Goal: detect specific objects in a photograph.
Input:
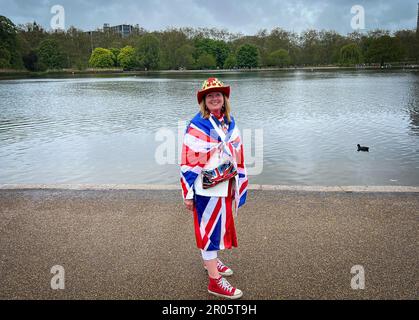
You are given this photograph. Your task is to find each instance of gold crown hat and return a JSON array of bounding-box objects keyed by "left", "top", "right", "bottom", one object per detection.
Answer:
[{"left": 197, "top": 77, "right": 230, "bottom": 104}]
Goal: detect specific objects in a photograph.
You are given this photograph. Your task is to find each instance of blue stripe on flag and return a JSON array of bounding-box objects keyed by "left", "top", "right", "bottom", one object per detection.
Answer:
[
  {"left": 238, "top": 190, "right": 247, "bottom": 208},
  {"left": 194, "top": 194, "right": 211, "bottom": 226},
  {"left": 207, "top": 216, "right": 222, "bottom": 250}
]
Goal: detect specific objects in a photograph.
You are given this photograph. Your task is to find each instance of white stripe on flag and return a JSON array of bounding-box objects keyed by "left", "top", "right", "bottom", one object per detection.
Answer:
[
  {"left": 219, "top": 197, "right": 226, "bottom": 250},
  {"left": 184, "top": 133, "right": 218, "bottom": 152},
  {"left": 200, "top": 197, "right": 218, "bottom": 239}
]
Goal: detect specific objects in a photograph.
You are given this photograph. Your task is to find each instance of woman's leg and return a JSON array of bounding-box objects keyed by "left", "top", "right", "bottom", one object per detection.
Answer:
[{"left": 201, "top": 250, "right": 219, "bottom": 279}]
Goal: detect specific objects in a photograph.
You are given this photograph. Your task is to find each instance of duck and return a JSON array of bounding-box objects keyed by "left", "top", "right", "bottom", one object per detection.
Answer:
[{"left": 357, "top": 144, "right": 369, "bottom": 152}]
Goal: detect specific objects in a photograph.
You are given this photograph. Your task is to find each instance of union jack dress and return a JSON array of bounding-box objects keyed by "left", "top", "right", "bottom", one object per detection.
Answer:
[{"left": 180, "top": 112, "right": 248, "bottom": 251}]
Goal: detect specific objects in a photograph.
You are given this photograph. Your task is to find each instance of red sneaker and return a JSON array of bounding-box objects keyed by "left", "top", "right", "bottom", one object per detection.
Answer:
[
  {"left": 208, "top": 276, "right": 243, "bottom": 299},
  {"left": 204, "top": 259, "right": 233, "bottom": 276}
]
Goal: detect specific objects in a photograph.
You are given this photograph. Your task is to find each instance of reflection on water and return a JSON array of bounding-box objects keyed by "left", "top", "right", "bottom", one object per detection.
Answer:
[
  {"left": 407, "top": 75, "right": 419, "bottom": 136},
  {"left": 0, "top": 70, "right": 418, "bottom": 185}
]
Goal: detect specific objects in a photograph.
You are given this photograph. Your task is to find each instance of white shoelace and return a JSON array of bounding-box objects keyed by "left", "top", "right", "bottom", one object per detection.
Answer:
[{"left": 217, "top": 277, "right": 233, "bottom": 293}]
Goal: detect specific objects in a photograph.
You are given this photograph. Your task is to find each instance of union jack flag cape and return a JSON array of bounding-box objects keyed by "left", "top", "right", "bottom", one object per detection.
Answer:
[{"left": 180, "top": 112, "right": 248, "bottom": 213}]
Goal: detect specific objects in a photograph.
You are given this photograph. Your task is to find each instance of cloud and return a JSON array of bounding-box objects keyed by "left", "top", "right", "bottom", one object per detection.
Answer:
[{"left": 1, "top": 0, "right": 417, "bottom": 34}]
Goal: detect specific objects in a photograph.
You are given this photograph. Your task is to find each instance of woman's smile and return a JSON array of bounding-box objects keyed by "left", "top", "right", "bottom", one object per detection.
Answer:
[{"left": 205, "top": 92, "right": 224, "bottom": 114}]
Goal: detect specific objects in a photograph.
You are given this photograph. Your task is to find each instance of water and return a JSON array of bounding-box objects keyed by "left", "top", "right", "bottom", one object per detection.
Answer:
[{"left": 0, "top": 70, "right": 418, "bottom": 186}]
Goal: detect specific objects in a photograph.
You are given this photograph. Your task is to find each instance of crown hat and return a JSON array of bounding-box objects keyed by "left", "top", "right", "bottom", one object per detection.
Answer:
[{"left": 197, "top": 77, "right": 230, "bottom": 104}]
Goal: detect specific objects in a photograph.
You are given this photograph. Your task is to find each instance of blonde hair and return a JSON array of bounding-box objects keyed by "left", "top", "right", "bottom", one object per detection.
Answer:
[{"left": 199, "top": 94, "right": 232, "bottom": 123}]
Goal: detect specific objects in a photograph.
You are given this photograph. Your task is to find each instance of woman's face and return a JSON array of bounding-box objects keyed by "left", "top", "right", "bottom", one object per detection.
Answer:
[{"left": 205, "top": 91, "right": 224, "bottom": 114}]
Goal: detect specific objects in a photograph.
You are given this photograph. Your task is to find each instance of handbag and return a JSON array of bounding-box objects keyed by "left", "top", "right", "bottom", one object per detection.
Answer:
[{"left": 202, "top": 160, "right": 237, "bottom": 189}]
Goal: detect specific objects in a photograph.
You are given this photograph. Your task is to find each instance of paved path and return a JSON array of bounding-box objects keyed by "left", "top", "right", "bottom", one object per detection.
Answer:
[{"left": 0, "top": 188, "right": 417, "bottom": 299}]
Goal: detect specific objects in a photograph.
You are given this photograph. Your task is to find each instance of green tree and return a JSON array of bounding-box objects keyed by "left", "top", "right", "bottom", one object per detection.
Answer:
[
  {"left": 194, "top": 38, "right": 230, "bottom": 68},
  {"left": 136, "top": 34, "right": 160, "bottom": 70},
  {"left": 268, "top": 49, "right": 291, "bottom": 67},
  {"left": 37, "top": 38, "right": 65, "bottom": 69},
  {"left": 365, "top": 35, "right": 403, "bottom": 66},
  {"left": 158, "top": 28, "right": 189, "bottom": 69},
  {"left": 264, "top": 28, "right": 297, "bottom": 65},
  {"left": 174, "top": 44, "right": 195, "bottom": 69},
  {"left": 339, "top": 43, "right": 363, "bottom": 65},
  {"left": 213, "top": 41, "right": 230, "bottom": 68},
  {"left": 22, "top": 50, "right": 39, "bottom": 71},
  {"left": 236, "top": 44, "right": 259, "bottom": 68},
  {"left": 299, "top": 30, "right": 321, "bottom": 65},
  {"left": 0, "top": 46, "right": 11, "bottom": 68},
  {"left": 109, "top": 47, "right": 120, "bottom": 67},
  {"left": 0, "top": 15, "right": 23, "bottom": 68},
  {"left": 223, "top": 53, "right": 237, "bottom": 69},
  {"left": 316, "top": 30, "right": 346, "bottom": 65},
  {"left": 394, "top": 30, "right": 419, "bottom": 63},
  {"left": 2, "top": 14, "right": 416, "bottom": 72},
  {"left": 266, "top": 28, "right": 291, "bottom": 52},
  {"left": 17, "top": 22, "right": 46, "bottom": 51},
  {"left": 118, "top": 46, "right": 136, "bottom": 70},
  {"left": 88, "top": 47, "right": 114, "bottom": 68},
  {"left": 196, "top": 53, "right": 216, "bottom": 69}
]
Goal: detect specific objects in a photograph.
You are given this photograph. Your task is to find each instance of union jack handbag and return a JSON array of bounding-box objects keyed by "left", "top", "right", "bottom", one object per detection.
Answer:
[{"left": 202, "top": 160, "right": 237, "bottom": 189}]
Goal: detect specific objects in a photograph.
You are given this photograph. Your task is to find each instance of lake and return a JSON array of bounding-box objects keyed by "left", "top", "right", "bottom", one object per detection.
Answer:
[{"left": 0, "top": 70, "right": 418, "bottom": 186}]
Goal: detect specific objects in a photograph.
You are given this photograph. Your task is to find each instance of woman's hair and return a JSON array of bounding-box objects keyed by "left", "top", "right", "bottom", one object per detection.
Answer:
[{"left": 199, "top": 94, "right": 232, "bottom": 123}]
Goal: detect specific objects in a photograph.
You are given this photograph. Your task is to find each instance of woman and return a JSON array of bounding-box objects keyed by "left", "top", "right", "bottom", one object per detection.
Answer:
[{"left": 180, "top": 77, "right": 248, "bottom": 299}]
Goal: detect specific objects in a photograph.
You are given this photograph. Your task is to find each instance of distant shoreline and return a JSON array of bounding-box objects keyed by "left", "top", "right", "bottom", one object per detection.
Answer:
[{"left": 1, "top": 65, "right": 418, "bottom": 80}]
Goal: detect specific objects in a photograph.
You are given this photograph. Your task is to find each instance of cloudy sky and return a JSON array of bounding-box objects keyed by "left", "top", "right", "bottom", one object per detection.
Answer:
[{"left": 1, "top": 0, "right": 418, "bottom": 35}]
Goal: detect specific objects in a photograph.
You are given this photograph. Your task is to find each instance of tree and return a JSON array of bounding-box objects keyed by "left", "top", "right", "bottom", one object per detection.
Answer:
[
  {"left": 212, "top": 40, "right": 230, "bottom": 68},
  {"left": 118, "top": 46, "right": 136, "bottom": 70},
  {"left": 394, "top": 30, "right": 419, "bottom": 63},
  {"left": 1, "top": 14, "right": 417, "bottom": 72},
  {"left": 17, "top": 21, "right": 46, "bottom": 50},
  {"left": 88, "top": 47, "right": 114, "bottom": 68},
  {"left": 22, "top": 50, "right": 38, "bottom": 71},
  {"left": 299, "top": 29, "right": 321, "bottom": 65},
  {"left": 196, "top": 53, "right": 216, "bottom": 69},
  {"left": 317, "top": 30, "right": 346, "bottom": 65},
  {"left": 174, "top": 44, "right": 195, "bottom": 69},
  {"left": 0, "top": 46, "right": 11, "bottom": 68},
  {"left": 0, "top": 15, "right": 23, "bottom": 68},
  {"left": 109, "top": 47, "right": 120, "bottom": 67},
  {"left": 37, "top": 38, "right": 65, "bottom": 69},
  {"left": 194, "top": 38, "right": 230, "bottom": 68},
  {"left": 339, "top": 43, "right": 363, "bottom": 65},
  {"left": 136, "top": 34, "right": 160, "bottom": 70},
  {"left": 268, "top": 49, "right": 291, "bottom": 67},
  {"left": 236, "top": 44, "right": 259, "bottom": 68},
  {"left": 365, "top": 35, "right": 403, "bottom": 66},
  {"left": 223, "top": 53, "right": 237, "bottom": 69},
  {"left": 158, "top": 28, "right": 189, "bottom": 69},
  {"left": 266, "top": 28, "right": 292, "bottom": 53}
]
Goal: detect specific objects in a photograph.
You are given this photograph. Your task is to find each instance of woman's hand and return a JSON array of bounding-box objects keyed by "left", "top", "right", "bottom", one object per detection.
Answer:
[{"left": 184, "top": 199, "right": 194, "bottom": 212}]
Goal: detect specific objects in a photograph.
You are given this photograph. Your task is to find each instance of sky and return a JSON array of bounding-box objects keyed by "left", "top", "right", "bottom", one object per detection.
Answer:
[{"left": 1, "top": 0, "right": 418, "bottom": 35}]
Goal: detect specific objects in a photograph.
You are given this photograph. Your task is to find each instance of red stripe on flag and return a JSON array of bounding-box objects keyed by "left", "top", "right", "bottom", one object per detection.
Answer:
[
  {"left": 235, "top": 147, "right": 245, "bottom": 168},
  {"left": 193, "top": 206, "right": 204, "bottom": 249},
  {"left": 239, "top": 179, "right": 248, "bottom": 195},
  {"left": 181, "top": 145, "right": 213, "bottom": 167},
  {"left": 188, "top": 127, "right": 219, "bottom": 144},
  {"left": 180, "top": 177, "right": 188, "bottom": 199},
  {"left": 223, "top": 197, "right": 232, "bottom": 249},
  {"left": 224, "top": 180, "right": 237, "bottom": 249}
]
